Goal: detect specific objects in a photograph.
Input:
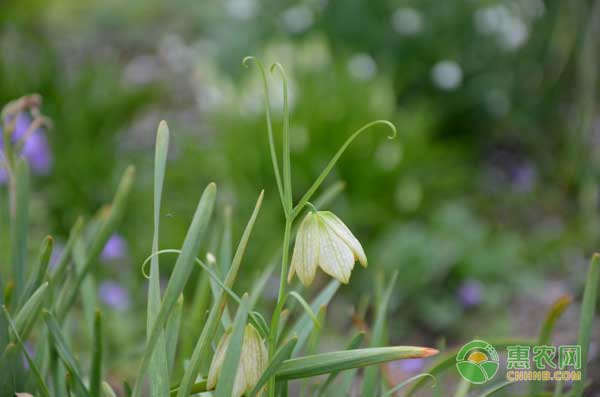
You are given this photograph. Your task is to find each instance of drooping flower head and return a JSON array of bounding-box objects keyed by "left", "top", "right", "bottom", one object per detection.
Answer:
[
  {"left": 207, "top": 323, "right": 268, "bottom": 397},
  {"left": 288, "top": 210, "right": 367, "bottom": 286},
  {"left": 0, "top": 111, "right": 52, "bottom": 183}
]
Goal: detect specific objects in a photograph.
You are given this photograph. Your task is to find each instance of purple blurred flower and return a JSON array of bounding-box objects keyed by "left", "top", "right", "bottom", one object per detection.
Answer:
[
  {"left": 394, "top": 358, "right": 425, "bottom": 374},
  {"left": 457, "top": 279, "right": 484, "bottom": 308},
  {"left": 0, "top": 112, "right": 52, "bottom": 182},
  {"left": 99, "top": 281, "right": 130, "bottom": 311},
  {"left": 101, "top": 234, "right": 128, "bottom": 261},
  {"left": 49, "top": 243, "right": 65, "bottom": 270}
]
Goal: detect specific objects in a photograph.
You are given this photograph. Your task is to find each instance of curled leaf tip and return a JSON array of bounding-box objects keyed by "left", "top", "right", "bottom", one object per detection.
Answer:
[
  {"left": 159, "top": 120, "right": 168, "bottom": 128},
  {"left": 242, "top": 56, "right": 257, "bottom": 67}
]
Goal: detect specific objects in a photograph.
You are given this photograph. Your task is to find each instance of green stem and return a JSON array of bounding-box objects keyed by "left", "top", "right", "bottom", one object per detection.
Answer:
[
  {"left": 268, "top": 217, "right": 293, "bottom": 396},
  {"left": 243, "top": 57, "right": 287, "bottom": 215},
  {"left": 271, "top": 62, "right": 293, "bottom": 214}
]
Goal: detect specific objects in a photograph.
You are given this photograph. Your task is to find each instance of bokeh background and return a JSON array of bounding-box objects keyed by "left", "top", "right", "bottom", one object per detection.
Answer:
[{"left": 1, "top": 0, "right": 599, "bottom": 393}]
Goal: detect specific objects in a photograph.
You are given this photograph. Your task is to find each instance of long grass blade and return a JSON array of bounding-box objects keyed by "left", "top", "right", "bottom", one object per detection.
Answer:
[
  {"left": 361, "top": 272, "right": 398, "bottom": 396},
  {"left": 11, "top": 281, "right": 48, "bottom": 342},
  {"left": 572, "top": 253, "right": 600, "bottom": 396},
  {"left": 381, "top": 373, "right": 436, "bottom": 397},
  {"left": 11, "top": 158, "right": 30, "bottom": 300},
  {"left": 90, "top": 309, "right": 103, "bottom": 397},
  {"left": 288, "top": 291, "right": 321, "bottom": 330},
  {"left": 43, "top": 310, "right": 90, "bottom": 397},
  {"left": 50, "top": 216, "right": 84, "bottom": 285},
  {"left": 290, "top": 280, "right": 340, "bottom": 356},
  {"left": 166, "top": 294, "right": 184, "bottom": 374},
  {"left": 148, "top": 120, "right": 171, "bottom": 397},
  {"left": 17, "top": 235, "right": 53, "bottom": 310},
  {"left": 2, "top": 305, "right": 50, "bottom": 397},
  {"left": 530, "top": 295, "right": 572, "bottom": 397},
  {"left": 317, "top": 331, "right": 365, "bottom": 396},
  {"left": 57, "top": 166, "right": 135, "bottom": 320},
  {"left": 133, "top": 182, "right": 216, "bottom": 397},
  {"left": 276, "top": 346, "right": 437, "bottom": 380},
  {"left": 215, "top": 294, "right": 250, "bottom": 397},
  {"left": 177, "top": 190, "right": 263, "bottom": 397}
]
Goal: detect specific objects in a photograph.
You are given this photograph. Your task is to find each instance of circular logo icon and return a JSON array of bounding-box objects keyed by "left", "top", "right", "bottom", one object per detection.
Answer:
[{"left": 456, "top": 340, "right": 499, "bottom": 384}]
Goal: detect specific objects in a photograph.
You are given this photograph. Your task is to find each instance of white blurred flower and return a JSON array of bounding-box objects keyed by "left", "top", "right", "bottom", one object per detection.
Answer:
[
  {"left": 431, "top": 60, "right": 463, "bottom": 91},
  {"left": 225, "top": 0, "right": 257, "bottom": 20},
  {"left": 282, "top": 5, "right": 314, "bottom": 33},
  {"left": 347, "top": 53, "right": 377, "bottom": 81},
  {"left": 391, "top": 7, "right": 423, "bottom": 36},
  {"left": 207, "top": 324, "right": 268, "bottom": 397},
  {"left": 474, "top": 5, "right": 529, "bottom": 50},
  {"left": 288, "top": 211, "right": 367, "bottom": 286}
]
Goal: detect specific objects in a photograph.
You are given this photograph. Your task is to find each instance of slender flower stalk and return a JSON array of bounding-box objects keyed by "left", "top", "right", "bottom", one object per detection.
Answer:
[{"left": 244, "top": 58, "right": 396, "bottom": 396}]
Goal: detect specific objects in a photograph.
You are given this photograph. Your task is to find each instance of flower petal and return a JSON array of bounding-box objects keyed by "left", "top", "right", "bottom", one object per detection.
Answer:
[
  {"left": 207, "top": 330, "right": 231, "bottom": 389},
  {"left": 240, "top": 324, "right": 268, "bottom": 393},
  {"left": 317, "top": 218, "right": 354, "bottom": 283},
  {"left": 320, "top": 211, "right": 367, "bottom": 267},
  {"left": 290, "top": 213, "right": 319, "bottom": 286}
]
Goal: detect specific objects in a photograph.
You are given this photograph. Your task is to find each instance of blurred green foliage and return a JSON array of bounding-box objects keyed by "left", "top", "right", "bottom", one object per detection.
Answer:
[{"left": 1, "top": 0, "right": 599, "bottom": 383}]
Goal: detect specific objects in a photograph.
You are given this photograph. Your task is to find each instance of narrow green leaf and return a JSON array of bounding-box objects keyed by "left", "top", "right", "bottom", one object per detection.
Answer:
[
  {"left": 133, "top": 182, "right": 216, "bottom": 397},
  {"left": 2, "top": 305, "right": 50, "bottom": 397},
  {"left": 73, "top": 238, "right": 97, "bottom": 336},
  {"left": 50, "top": 216, "right": 84, "bottom": 285},
  {"left": 57, "top": 166, "right": 135, "bottom": 320},
  {"left": 276, "top": 346, "right": 437, "bottom": 380},
  {"left": 148, "top": 120, "right": 171, "bottom": 397},
  {"left": 215, "top": 294, "right": 250, "bottom": 397},
  {"left": 17, "top": 235, "right": 53, "bottom": 310},
  {"left": 362, "top": 272, "right": 398, "bottom": 396},
  {"left": 11, "top": 158, "right": 30, "bottom": 300},
  {"left": 290, "top": 280, "right": 340, "bottom": 356},
  {"left": 292, "top": 120, "right": 396, "bottom": 218},
  {"left": 250, "top": 310, "right": 270, "bottom": 339},
  {"left": 381, "top": 373, "right": 436, "bottom": 397},
  {"left": 177, "top": 190, "right": 263, "bottom": 397},
  {"left": 90, "top": 309, "right": 103, "bottom": 397},
  {"left": 11, "top": 281, "right": 48, "bottom": 342},
  {"left": 166, "top": 294, "right": 184, "bottom": 374},
  {"left": 288, "top": 291, "right": 321, "bottom": 330},
  {"left": 530, "top": 295, "right": 572, "bottom": 397},
  {"left": 249, "top": 336, "right": 298, "bottom": 397},
  {"left": 44, "top": 310, "right": 90, "bottom": 397},
  {"left": 102, "top": 381, "right": 117, "bottom": 397},
  {"left": 219, "top": 206, "right": 233, "bottom": 277},
  {"left": 182, "top": 270, "right": 211, "bottom": 359},
  {"left": 317, "top": 332, "right": 365, "bottom": 395},
  {"left": 572, "top": 253, "right": 600, "bottom": 396}
]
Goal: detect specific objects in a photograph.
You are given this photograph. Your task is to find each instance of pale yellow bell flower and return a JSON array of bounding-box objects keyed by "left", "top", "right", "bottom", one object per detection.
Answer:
[
  {"left": 288, "top": 211, "right": 367, "bottom": 286},
  {"left": 207, "top": 323, "right": 268, "bottom": 397}
]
